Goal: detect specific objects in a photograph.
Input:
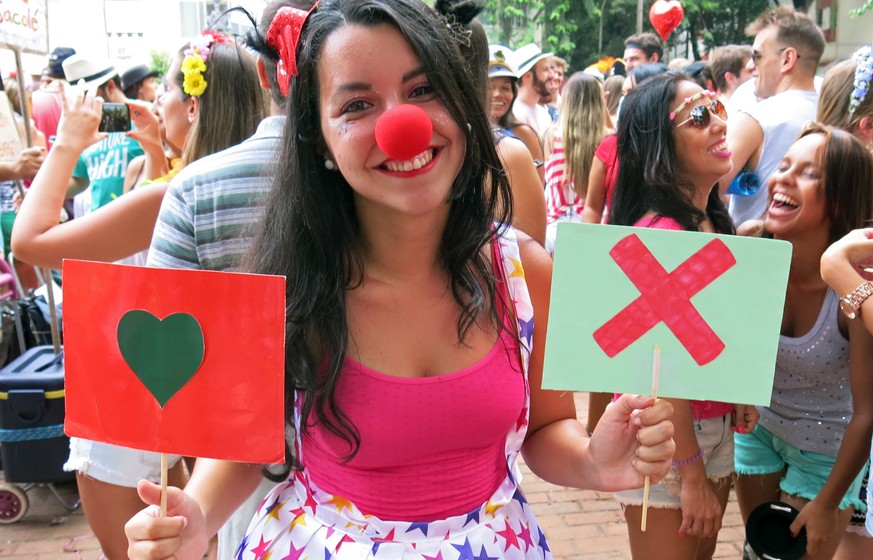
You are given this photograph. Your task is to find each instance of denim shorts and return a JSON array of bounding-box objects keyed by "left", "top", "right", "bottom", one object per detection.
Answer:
[
  {"left": 734, "top": 423, "right": 866, "bottom": 512},
  {"left": 615, "top": 414, "right": 734, "bottom": 507},
  {"left": 64, "top": 437, "right": 182, "bottom": 488}
]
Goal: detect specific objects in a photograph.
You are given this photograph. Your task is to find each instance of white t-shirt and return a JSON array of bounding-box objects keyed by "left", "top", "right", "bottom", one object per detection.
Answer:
[
  {"left": 728, "top": 89, "right": 818, "bottom": 226},
  {"left": 512, "top": 100, "right": 551, "bottom": 139},
  {"left": 725, "top": 79, "right": 757, "bottom": 116}
]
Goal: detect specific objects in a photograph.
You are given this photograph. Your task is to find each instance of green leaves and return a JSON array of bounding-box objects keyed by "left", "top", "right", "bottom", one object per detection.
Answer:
[
  {"left": 482, "top": 0, "right": 769, "bottom": 69},
  {"left": 484, "top": 0, "right": 577, "bottom": 52},
  {"left": 851, "top": 0, "right": 873, "bottom": 17}
]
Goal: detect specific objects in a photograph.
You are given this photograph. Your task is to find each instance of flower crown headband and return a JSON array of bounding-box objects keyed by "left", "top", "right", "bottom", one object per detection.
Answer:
[
  {"left": 669, "top": 90, "right": 716, "bottom": 121},
  {"left": 849, "top": 45, "right": 873, "bottom": 119},
  {"left": 181, "top": 30, "right": 232, "bottom": 97},
  {"left": 266, "top": 1, "right": 320, "bottom": 98}
]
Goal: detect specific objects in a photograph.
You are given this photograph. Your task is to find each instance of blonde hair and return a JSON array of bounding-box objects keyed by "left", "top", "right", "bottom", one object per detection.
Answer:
[
  {"left": 551, "top": 56, "right": 568, "bottom": 73},
  {"left": 175, "top": 41, "right": 266, "bottom": 166},
  {"left": 818, "top": 57, "right": 873, "bottom": 132},
  {"left": 603, "top": 75, "right": 625, "bottom": 117},
  {"left": 558, "top": 72, "right": 608, "bottom": 198}
]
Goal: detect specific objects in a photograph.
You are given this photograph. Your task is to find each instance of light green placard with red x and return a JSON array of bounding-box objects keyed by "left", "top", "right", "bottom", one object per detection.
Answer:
[{"left": 542, "top": 223, "right": 791, "bottom": 406}]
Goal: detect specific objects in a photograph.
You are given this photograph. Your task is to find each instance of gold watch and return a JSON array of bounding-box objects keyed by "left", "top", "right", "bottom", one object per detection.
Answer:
[{"left": 839, "top": 281, "right": 873, "bottom": 320}]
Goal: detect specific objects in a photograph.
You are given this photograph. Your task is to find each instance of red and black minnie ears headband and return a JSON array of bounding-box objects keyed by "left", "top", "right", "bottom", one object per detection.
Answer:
[{"left": 265, "top": 1, "right": 320, "bottom": 97}]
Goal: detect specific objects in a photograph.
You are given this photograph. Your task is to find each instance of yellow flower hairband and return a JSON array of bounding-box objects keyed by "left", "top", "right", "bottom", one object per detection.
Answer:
[{"left": 181, "top": 30, "right": 231, "bottom": 97}]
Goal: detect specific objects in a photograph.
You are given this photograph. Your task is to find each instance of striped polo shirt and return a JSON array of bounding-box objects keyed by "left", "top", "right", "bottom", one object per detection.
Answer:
[{"left": 147, "top": 116, "right": 285, "bottom": 271}]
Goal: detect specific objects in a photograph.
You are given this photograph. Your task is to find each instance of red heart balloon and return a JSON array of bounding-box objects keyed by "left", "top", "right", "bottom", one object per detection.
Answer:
[{"left": 649, "top": 0, "right": 684, "bottom": 42}]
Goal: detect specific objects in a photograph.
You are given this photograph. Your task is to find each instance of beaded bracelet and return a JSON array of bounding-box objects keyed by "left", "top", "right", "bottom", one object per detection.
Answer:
[{"left": 672, "top": 449, "right": 704, "bottom": 468}]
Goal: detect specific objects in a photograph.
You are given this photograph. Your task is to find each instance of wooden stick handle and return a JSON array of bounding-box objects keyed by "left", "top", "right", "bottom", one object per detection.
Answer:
[
  {"left": 641, "top": 477, "right": 652, "bottom": 531},
  {"left": 641, "top": 345, "right": 661, "bottom": 532},
  {"left": 160, "top": 453, "right": 168, "bottom": 517}
]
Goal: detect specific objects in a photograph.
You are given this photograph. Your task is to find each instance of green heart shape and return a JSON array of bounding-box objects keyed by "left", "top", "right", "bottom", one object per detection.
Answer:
[{"left": 117, "top": 310, "right": 205, "bottom": 408}]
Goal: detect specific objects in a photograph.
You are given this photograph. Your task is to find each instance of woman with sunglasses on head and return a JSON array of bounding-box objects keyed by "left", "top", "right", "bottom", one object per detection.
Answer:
[
  {"left": 581, "top": 63, "right": 672, "bottom": 437},
  {"left": 732, "top": 123, "right": 873, "bottom": 560},
  {"left": 124, "top": 1, "right": 677, "bottom": 559},
  {"left": 609, "top": 73, "right": 757, "bottom": 560}
]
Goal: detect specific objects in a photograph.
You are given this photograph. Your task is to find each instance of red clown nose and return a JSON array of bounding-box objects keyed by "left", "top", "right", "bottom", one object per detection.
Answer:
[{"left": 374, "top": 104, "right": 433, "bottom": 161}]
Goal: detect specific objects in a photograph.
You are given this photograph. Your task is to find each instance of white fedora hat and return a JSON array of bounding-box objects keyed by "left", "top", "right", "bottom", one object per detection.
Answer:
[
  {"left": 62, "top": 54, "right": 119, "bottom": 91},
  {"left": 514, "top": 43, "right": 553, "bottom": 77}
]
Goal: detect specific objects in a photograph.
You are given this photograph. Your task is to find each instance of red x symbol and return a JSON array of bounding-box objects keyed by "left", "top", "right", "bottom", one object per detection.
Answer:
[{"left": 593, "top": 234, "right": 736, "bottom": 365}]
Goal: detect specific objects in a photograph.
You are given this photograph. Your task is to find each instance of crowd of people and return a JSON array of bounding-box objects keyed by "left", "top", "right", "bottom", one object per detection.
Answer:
[{"left": 1, "top": 1, "right": 873, "bottom": 560}]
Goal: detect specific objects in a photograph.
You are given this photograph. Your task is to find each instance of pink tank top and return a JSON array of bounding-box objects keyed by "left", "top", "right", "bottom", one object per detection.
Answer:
[{"left": 302, "top": 258, "right": 525, "bottom": 521}]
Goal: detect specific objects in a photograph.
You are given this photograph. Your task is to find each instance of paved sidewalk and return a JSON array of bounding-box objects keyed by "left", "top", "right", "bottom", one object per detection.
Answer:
[{"left": 0, "top": 393, "right": 746, "bottom": 559}]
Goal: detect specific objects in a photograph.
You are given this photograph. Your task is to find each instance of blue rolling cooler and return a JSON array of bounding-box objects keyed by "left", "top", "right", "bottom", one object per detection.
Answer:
[{"left": 0, "top": 346, "right": 71, "bottom": 484}]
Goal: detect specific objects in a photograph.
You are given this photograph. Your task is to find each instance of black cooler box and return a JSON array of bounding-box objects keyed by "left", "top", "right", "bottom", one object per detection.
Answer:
[{"left": 0, "top": 346, "right": 73, "bottom": 483}]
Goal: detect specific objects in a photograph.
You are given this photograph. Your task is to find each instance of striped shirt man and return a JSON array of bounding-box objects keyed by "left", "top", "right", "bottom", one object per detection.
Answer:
[
  {"left": 146, "top": 115, "right": 285, "bottom": 559},
  {"left": 147, "top": 116, "right": 285, "bottom": 271}
]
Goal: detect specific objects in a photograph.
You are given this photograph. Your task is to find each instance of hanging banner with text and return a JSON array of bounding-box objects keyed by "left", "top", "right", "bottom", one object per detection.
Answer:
[
  {"left": 0, "top": 90, "right": 23, "bottom": 161},
  {"left": 0, "top": 0, "right": 48, "bottom": 54}
]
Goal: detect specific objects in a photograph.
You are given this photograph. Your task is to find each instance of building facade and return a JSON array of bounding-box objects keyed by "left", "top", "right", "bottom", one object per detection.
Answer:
[{"left": 1, "top": 0, "right": 266, "bottom": 81}]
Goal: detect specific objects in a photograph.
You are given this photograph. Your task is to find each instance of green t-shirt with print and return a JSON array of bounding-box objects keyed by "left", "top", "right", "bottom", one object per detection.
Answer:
[{"left": 73, "top": 132, "right": 144, "bottom": 211}]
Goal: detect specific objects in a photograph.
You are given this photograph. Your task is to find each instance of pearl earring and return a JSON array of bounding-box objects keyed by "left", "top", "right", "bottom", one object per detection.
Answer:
[{"left": 324, "top": 159, "right": 336, "bottom": 170}]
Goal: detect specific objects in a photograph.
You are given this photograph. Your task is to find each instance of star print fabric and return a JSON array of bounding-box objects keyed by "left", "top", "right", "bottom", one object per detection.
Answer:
[{"left": 237, "top": 227, "right": 551, "bottom": 559}]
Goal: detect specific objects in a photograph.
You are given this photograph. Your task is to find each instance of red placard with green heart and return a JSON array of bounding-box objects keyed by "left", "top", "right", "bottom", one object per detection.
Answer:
[{"left": 62, "top": 260, "right": 286, "bottom": 463}]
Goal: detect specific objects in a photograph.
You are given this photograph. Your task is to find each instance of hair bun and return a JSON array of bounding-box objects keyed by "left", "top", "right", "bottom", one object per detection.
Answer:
[{"left": 435, "top": 0, "right": 484, "bottom": 25}]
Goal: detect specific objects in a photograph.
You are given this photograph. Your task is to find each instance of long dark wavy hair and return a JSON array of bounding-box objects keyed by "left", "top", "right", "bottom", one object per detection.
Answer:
[
  {"left": 609, "top": 72, "right": 734, "bottom": 234},
  {"left": 244, "top": 0, "right": 512, "bottom": 478}
]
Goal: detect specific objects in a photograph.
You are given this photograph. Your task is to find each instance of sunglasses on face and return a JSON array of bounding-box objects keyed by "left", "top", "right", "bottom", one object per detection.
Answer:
[
  {"left": 674, "top": 99, "right": 727, "bottom": 129},
  {"left": 752, "top": 47, "right": 790, "bottom": 65}
]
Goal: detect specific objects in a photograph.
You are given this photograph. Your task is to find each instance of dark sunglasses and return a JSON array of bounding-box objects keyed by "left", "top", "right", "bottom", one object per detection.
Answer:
[{"left": 674, "top": 99, "right": 728, "bottom": 129}]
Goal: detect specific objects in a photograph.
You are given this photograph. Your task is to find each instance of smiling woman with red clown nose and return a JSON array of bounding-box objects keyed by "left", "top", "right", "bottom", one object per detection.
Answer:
[{"left": 124, "top": 2, "right": 676, "bottom": 559}]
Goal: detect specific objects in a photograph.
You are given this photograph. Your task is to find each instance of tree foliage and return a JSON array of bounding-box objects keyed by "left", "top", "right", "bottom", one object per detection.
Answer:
[
  {"left": 852, "top": 0, "right": 873, "bottom": 17},
  {"left": 679, "top": 0, "right": 770, "bottom": 60},
  {"left": 482, "top": 0, "right": 579, "bottom": 53},
  {"left": 480, "top": 0, "right": 770, "bottom": 71},
  {"left": 149, "top": 51, "right": 170, "bottom": 84}
]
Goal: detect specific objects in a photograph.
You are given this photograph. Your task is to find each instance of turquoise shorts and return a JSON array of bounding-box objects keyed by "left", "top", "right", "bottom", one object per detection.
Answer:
[{"left": 734, "top": 423, "right": 866, "bottom": 512}]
